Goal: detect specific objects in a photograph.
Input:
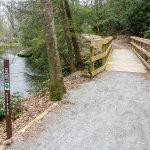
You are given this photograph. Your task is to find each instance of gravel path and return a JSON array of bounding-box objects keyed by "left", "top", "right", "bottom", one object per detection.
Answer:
[{"left": 7, "top": 71, "right": 150, "bottom": 150}]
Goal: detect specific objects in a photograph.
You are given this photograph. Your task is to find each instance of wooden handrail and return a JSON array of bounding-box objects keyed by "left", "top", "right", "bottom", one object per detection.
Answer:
[
  {"left": 131, "top": 42, "right": 150, "bottom": 57},
  {"left": 90, "top": 36, "right": 113, "bottom": 77},
  {"left": 130, "top": 36, "right": 150, "bottom": 70},
  {"left": 131, "top": 36, "right": 150, "bottom": 45}
]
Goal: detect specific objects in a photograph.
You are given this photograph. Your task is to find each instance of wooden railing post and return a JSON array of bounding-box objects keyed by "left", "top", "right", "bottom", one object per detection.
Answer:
[
  {"left": 90, "top": 46, "right": 94, "bottom": 77},
  {"left": 148, "top": 57, "right": 150, "bottom": 65},
  {"left": 142, "top": 43, "right": 147, "bottom": 60},
  {"left": 102, "top": 44, "right": 106, "bottom": 66}
]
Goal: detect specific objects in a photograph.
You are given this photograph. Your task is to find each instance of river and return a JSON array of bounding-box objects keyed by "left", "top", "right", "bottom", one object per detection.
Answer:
[{"left": 0, "top": 49, "right": 44, "bottom": 97}]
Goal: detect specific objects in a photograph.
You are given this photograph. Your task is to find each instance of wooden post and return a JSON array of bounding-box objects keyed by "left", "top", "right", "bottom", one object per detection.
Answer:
[
  {"left": 136, "top": 41, "right": 141, "bottom": 56},
  {"left": 142, "top": 43, "right": 147, "bottom": 60},
  {"left": 130, "top": 38, "right": 133, "bottom": 49},
  {"left": 102, "top": 44, "right": 106, "bottom": 66},
  {"left": 4, "top": 59, "right": 12, "bottom": 139},
  {"left": 147, "top": 45, "right": 150, "bottom": 65},
  {"left": 134, "top": 39, "right": 136, "bottom": 50},
  {"left": 148, "top": 57, "right": 150, "bottom": 65},
  {"left": 90, "top": 46, "right": 94, "bottom": 78}
]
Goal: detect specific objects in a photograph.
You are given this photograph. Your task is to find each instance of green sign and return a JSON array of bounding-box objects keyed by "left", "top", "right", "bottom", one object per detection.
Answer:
[{"left": 5, "top": 83, "right": 10, "bottom": 90}]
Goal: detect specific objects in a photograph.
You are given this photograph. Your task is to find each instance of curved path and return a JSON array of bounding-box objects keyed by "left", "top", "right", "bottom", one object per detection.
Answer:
[{"left": 7, "top": 71, "right": 150, "bottom": 150}]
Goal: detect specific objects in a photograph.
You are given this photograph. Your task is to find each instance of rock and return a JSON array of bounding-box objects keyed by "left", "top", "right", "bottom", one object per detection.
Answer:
[
  {"left": 81, "top": 34, "right": 102, "bottom": 41},
  {"left": 17, "top": 49, "right": 32, "bottom": 57}
]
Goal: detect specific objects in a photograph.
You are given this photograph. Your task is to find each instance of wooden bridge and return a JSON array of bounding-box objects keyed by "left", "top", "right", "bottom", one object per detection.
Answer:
[{"left": 89, "top": 36, "right": 150, "bottom": 77}]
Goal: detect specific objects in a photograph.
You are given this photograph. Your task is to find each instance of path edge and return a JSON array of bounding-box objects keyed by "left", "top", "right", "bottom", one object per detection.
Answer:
[{"left": 0, "top": 103, "right": 59, "bottom": 150}]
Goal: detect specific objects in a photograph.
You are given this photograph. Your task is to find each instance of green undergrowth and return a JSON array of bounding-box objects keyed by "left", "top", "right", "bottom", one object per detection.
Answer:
[{"left": 0, "top": 92, "right": 22, "bottom": 121}]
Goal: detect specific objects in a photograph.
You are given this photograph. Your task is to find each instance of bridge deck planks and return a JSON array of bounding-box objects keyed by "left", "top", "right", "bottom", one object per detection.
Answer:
[{"left": 106, "top": 46, "right": 147, "bottom": 73}]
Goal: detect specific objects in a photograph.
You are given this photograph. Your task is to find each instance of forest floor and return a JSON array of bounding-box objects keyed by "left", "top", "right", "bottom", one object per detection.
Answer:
[{"left": 5, "top": 71, "right": 150, "bottom": 150}]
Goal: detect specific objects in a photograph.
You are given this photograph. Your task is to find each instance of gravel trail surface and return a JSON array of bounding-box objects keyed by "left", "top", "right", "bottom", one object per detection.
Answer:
[{"left": 7, "top": 71, "right": 150, "bottom": 150}]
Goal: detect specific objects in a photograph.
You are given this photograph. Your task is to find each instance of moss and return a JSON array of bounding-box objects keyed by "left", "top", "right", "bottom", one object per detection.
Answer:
[{"left": 49, "top": 79, "right": 66, "bottom": 101}]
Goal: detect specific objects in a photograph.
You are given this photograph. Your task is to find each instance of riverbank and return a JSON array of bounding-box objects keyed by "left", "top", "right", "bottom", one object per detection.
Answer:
[
  {"left": 0, "top": 42, "right": 20, "bottom": 51},
  {"left": 0, "top": 71, "right": 89, "bottom": 145}
]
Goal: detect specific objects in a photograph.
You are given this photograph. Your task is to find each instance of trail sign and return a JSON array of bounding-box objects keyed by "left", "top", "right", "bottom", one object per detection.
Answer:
[{"left": 4, "top": 59, "right": 12, "bottom": 139}]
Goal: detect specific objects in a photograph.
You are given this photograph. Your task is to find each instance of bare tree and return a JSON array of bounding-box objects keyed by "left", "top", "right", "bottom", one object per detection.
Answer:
[{"left": 0, "top": 0, "right": 17, "bottom": 38}]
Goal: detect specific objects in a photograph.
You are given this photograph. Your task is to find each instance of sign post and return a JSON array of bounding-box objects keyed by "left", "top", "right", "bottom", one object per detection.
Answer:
[{"left": 4, "top": 59, "right": 12, "bottom": 139}]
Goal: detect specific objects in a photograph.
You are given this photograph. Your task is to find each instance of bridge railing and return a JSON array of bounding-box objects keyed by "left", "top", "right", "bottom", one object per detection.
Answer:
[
  {"left": 89, "top": 36, "right": 113, "bottom": 78},
  {"left": 130, "top": 36, "right": 150, "bottom": 70}
]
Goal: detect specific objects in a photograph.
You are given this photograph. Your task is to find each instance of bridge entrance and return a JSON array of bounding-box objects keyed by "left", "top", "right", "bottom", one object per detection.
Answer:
[
  {"left": 106, "top": 40, "right": 147, "bottom": 73},
  {"left": 89, "top": 36, "right": 150, "bottom": 77}
]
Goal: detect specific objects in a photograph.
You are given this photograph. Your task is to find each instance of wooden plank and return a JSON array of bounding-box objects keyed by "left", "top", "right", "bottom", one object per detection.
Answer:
[
  {"left": 90, "top": 41, "right": 101, "bottom": 49},
  {"left": 148, "top": 57, "right": 150, "bottom": 65},
  {"left": 105, "top": 46, "right": 113, "bottom": 66},
  {"left": 90, "top": 36, "right": 113, "bottom": 48},
  {"left": 102, "top": 44, "right": 106, "bottom": 65},
  {"left": 132, "top": 48, "right": 150, "bottom": 70},
  {"left": 131, "top": 42, "right": 150, "bottom": 57},
  {"left": 105, "top": 44, "right": 112, "bottom": 57},
  {"left": 106, "top": 48, "right": 147, "bottom": 73},
  {"left": 91, "top": 44, "right": 112, "bottom": 62},
  {"left": 91, "top": 65, "right": 106, "bottom": 76},
  {"left": 131, "top": 36, "right": 150, "bottom": 45},
  {"left": 90, "top": 46, "right": 94, "bottom": 74},
  {"left": 90, "top": 36, "right": 112, "bottom": 43}
]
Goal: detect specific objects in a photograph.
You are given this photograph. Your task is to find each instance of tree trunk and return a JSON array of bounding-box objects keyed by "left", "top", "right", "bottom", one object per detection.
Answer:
[
  {"left": 63, "top": 0, "right": 82, "bottom": 69},
  {"left": 41, "top": 0, "right": 66, "bottom": 101},
  {"left": 60, "top": 0, "right": 76, "bottom": 73},
  {"left": 94, "top": 0, "right": 100, "bottom": 34}
]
